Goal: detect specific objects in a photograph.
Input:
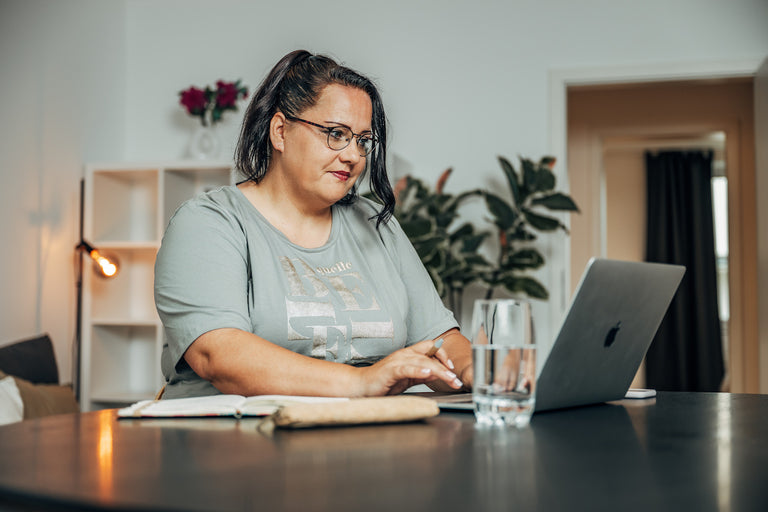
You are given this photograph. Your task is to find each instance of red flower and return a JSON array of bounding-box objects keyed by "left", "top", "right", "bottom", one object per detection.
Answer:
[
  {"left": 179, "top": 79, "right": 249, "bottom": 126},
  {"left": 179, "top": 87, "right": 208, "bottom": 116},
  {"left": 215, "top": 81, "right": 240, "bottom": 109}
]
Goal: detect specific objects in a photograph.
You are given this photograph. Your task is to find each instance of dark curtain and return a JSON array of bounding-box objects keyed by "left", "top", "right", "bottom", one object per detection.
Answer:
[{"left": 644, "top": 150, "right": 724, "bottom": 392}]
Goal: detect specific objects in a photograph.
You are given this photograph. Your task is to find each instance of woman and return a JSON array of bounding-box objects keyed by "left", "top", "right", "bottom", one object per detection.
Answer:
[{"left": 155, "top": 50, "right": 472, "bottom": 399}]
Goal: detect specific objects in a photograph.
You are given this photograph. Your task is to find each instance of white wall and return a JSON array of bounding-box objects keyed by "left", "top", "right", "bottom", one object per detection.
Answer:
[
  {"left": 124, "top": 0, "right": 768, "bottom": 183},
  {"left": 2, "top": 0, "right": 767, "bottom": 383},
  {"left": 0, "top": 0, "right": 126, "bottom": 380}
]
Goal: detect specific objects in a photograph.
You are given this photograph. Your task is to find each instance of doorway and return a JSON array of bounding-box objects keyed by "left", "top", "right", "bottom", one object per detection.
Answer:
[{"left": 566, "top": 78, "right": 757, "bottom": 393}]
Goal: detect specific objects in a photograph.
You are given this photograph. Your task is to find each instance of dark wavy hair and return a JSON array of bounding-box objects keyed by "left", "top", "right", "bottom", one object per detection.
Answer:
[{"left": 234, "top": 50, "right": 394, "bottom": 227}]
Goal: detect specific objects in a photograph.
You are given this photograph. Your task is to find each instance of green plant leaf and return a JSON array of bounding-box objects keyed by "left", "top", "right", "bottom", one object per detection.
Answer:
[
  {"left": 454, "top": 273, "right": 481, "bottom": 287},
  {"left": 425, "top": 197, "right": 442, "bottom": 217},
  {"left": 401, "top": 218, "right": 434, "bottom": 239},
  {"left": 522, "top": 208, "right": 562, "bottom": 232},
  {"left": 497, "top": 156, "right": 521, "bottom": 205},
  {"left": 479, "top": 270, "right": 502, "bottom": 288},
  {"left": 441, "top": 261, "right": 468, "bottom": 282},
  {"left": 408, "top": 178, "right": 430, "bottom": 201},
  {"left": 505, "top": 248, "right": 545, "bottom": 269},
  {"left": 428, "top": 246, "right": 447, "bottom": 270},
  {"left": 449, "top": 222, "right": 474, "bottom": 242},
  {"left": 532, "top": 165, "right": 556, "bottom": 193},
  {"left": 399, "top": 177, "right": 420, "bottom": 200},
  {"left": 461, "top": 233, "right": 488, "bottom": 253},
  {"left": 435, "top": 211, "right": 455, "bottom": 229},
  {"left": 539, "top": 155, "right": 556, "bottom": 168},
  {"left": 464, "top": 254, "right": 493, "bottom": 270},
  {"left": 413, "top": 236, "right": 444, "bottom": 259},
  {"left": 520, "top": 158, "right": 537, "bottom": 197},
  {"left": 453, "top": 188, "right": 484, "bottom": 203},
  {"left": 501, "top": 275, "right": 549, "bottom": 300},
  {"left": 507, "top": 226, "right": 537, "bottom": 242},
  {"left": 484, "top": 192, "right": 517, "bottom": 230},
  {"left": 395, "top": 179, "right": 424, "bottom": 219},
  {"left": 531, "top": 192, "right": 580, "bottom": 212}
]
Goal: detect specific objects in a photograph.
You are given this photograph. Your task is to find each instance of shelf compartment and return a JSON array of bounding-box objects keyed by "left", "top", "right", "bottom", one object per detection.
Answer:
[
  {"left": 89, "top": 324, "right": 161, "bottom": 399},
  {"left": 91, "top": 169, "right": 159, "bottom": 243}
]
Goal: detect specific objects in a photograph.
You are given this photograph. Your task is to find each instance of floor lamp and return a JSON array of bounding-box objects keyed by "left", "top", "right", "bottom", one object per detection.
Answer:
[{"left": 74, "top": 178, "right": 119, "bottom": 404}]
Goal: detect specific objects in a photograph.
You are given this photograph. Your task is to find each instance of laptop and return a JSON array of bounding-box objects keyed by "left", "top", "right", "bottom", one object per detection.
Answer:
[{"left": 425, "top": 258, "right": 685, "bottom": 413}]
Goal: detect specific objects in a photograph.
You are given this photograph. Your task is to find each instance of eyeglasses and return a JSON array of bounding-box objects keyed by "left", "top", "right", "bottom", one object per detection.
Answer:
[{"left": 285, "top": 115, "right": 377, "bottom": 157}]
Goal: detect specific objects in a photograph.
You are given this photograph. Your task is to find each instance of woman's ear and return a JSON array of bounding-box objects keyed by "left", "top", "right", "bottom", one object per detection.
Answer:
[{"left": 269, "top": 112, "right": 287, "bottom": 153}]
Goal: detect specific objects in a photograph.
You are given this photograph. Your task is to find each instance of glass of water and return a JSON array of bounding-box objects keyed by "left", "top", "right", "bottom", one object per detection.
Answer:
[{"left": 471, "top": 299, "right": 536, "bottom": 427}]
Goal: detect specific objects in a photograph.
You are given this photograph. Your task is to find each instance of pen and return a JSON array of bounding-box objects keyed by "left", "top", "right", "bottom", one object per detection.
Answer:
[{"left": 425, "top": 338, "right": 443, "bottom": 357}]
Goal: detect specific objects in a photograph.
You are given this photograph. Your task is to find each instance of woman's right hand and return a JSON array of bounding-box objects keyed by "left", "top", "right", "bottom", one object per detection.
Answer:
[{"left": 354, "top": 340, "right": 464, "bottom": 396}]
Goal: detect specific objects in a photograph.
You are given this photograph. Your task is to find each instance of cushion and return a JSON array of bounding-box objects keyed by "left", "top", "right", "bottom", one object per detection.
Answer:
[
  {"left": 14, "top": 378, "right": 80, "bottom": 419},
  {"left": 0, "top": 334, "right": 59, "bottom": 384},
  {"left": 0, "top": 375, "right": 24, "bottom": 425},
  {"left": 0, "top": 369, "right": 79, "bottom": 420}
]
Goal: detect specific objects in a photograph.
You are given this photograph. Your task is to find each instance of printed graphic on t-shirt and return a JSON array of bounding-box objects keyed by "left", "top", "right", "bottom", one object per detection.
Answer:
[{"left": 280, "top": 256, "right": 394, "bottom": 363}]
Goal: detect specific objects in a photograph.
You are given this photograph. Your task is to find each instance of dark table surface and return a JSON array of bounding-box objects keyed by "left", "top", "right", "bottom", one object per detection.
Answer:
[{"left": 0, "top": 392, "right": 767, "bottom": 512}]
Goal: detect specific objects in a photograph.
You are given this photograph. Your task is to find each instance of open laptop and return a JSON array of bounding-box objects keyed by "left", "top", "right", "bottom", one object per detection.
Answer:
[{"left": 426, "top": 258, "right": 685, "bottom": 413}]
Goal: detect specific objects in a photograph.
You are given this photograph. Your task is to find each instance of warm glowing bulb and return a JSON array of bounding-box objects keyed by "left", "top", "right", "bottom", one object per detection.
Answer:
[
  {"left": 89, "top": 249, "right": 119, "bottom": 278},
  {"left": 98, "top": 257, "right": 117, "bottom": 277}
]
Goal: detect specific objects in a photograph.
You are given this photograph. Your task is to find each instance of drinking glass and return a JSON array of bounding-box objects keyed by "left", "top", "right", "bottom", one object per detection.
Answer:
[{"left": 471, "top": 299, "right": 536, "bottom": 427}]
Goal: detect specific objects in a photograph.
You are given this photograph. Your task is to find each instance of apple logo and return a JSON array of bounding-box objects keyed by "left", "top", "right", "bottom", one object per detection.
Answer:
[{"left": 603, "top": 321, "right": 622, "bottom": 347}]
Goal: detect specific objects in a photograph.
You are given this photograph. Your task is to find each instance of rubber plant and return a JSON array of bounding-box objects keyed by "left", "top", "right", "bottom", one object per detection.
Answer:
[
  {"left": 375, "top": 155, "right": 579, "bottom": 317},
  {"left": 478, "top": 155, "right": 579, "bottom": 301}
]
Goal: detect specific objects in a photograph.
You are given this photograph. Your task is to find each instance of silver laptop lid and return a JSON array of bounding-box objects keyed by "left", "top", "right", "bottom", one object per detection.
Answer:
[{"left": 534, "top": 258, "right": 685, "bottom": 412}]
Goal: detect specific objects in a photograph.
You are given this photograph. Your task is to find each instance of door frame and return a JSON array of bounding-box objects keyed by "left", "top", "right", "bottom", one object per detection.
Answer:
[{"left": 548, "top": 59, "right": 763, "bottom": 393}]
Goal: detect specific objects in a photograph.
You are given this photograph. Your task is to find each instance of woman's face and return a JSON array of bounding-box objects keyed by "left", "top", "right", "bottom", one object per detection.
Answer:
[{"left": 275, "top": 84, "right": 372, "bottom": 210}]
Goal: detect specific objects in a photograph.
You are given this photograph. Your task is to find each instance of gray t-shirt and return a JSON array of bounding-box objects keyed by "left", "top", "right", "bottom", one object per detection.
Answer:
[{"left": 154, "top": 186, "right": 458, "bottom": 398}]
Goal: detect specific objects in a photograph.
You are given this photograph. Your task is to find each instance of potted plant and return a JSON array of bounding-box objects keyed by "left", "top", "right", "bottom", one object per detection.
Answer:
[
  {"left": 479, "top": 155, "right": 579, "bottom": 299},
  {"left": 386, "top": 155, "right": 578, "bottom": 318}
]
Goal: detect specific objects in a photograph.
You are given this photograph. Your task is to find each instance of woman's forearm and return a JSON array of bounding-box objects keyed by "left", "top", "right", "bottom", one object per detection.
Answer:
[
  {"left": 184, "top": 328, "right": 361, "bottom": 397},
  {"left": 184, "top": 327, "right": 469, "bottom": 397}
]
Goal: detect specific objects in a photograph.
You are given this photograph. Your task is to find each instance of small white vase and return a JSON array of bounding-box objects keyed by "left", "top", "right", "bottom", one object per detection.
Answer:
[{"left": 188, "top": 124, "right": 221, "bottom": 160}]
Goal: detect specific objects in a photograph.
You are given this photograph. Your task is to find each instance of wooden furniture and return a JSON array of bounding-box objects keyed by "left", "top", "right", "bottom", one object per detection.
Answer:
[
  {"left": 0, "top": 392, "right": 766, "bottom": 511},
  {"left": 79, "top": 161, "right": 235, "bottom": 411}
]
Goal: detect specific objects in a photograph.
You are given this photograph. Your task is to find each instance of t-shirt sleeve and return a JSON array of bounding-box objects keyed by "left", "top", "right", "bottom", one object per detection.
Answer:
[
  {"left": 154, "top": 199, "right": 252, "bottom": 372},
  {"left": 377, "top": 213, "right": 459, "bottom": 345}
]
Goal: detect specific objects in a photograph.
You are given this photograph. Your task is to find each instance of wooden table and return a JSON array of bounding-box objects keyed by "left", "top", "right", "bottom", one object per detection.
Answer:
[{"left": 0, "top": 392, "right": 767, "bottom": 511}]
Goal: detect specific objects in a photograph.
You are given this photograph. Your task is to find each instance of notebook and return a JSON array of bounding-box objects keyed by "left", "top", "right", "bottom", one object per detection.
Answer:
[{"left": 426, "top": 258, "right": 685, "bottom": 413}]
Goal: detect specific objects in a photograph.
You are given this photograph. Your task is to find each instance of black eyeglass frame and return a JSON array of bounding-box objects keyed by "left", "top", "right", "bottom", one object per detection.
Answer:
[{"left": 285, "top": 115, "right": 377, "bottom": 156}]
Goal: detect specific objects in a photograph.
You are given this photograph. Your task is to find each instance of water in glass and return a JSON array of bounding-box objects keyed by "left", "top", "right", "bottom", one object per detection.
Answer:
[{"left": 470, "top": 299, "right": 536, "bottom": 427}]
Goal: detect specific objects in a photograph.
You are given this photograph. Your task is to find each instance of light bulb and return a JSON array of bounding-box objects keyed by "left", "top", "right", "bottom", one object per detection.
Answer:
[{"left": 89, "top": 249, "right": 120, "bottom": 278}]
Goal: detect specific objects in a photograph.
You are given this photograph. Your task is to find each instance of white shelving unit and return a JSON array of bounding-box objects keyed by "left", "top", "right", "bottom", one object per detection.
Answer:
[{"left": 80, "top": 161, "right": 236, "bottom": 411}]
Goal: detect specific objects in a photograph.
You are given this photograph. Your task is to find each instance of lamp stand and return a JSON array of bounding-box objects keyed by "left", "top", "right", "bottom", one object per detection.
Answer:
[{"left": 73, "top": 178, "right": 85, "bottom": 405}]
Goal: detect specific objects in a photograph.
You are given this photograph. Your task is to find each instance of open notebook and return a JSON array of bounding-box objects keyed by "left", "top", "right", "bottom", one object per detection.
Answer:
[{"left": 118, "top": 394, "right": 348, "bottom": 418}]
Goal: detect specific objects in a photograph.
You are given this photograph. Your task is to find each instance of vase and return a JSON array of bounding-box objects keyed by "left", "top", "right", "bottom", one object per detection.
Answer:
[{"left": 188, "top": 124, "right": 221, "bottom": 160}]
